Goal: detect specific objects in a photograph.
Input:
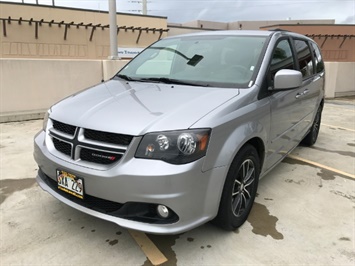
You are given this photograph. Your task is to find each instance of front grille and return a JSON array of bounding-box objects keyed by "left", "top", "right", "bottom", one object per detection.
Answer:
[
  {"left": 52, "top": 120, "right": 76, "bottom": 135},
  {"left": 80, "top": 148, "right": 122, "bottom": 165},
  {"left": 49, "top": 120, "right": 132, "bottom": 167},
  {"left": 84, "top": 129, "right": 133, "bottom": 146},
  {"left": 52, "top": 138, "right": 71, "bottom": 157}
]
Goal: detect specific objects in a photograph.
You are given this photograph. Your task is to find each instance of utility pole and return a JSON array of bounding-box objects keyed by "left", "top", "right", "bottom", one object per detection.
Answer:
[
  {"left": 108, "top": 0, "right": 119, "bottom": 59},
  {"left": 142, "top": 0, "right": 147, "bottom": 15}
]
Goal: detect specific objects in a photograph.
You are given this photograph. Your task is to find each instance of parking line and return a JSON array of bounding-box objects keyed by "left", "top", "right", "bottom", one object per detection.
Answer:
[
  {"left": 321, "top": 123, "right": 355, "bottom": 132},
  {"left": 128, "top": 230, "right": 168, "bottom": 265},
  {"left": 287, "top": 154, "right": 355, "bottom": 180}
]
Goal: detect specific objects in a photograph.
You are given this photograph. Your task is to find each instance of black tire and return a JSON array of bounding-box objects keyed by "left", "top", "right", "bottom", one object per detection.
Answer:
[
  {"left": 302, "top": 105, "right": 323, "bottom": 146},
  {"left": 213, "top": 144, "right": 260, "bottom": 231}
]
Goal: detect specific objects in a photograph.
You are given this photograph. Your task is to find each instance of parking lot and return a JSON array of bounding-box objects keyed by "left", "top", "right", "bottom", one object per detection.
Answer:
[{"left": 1, "top": 98, "right": 354, "bottom": 265}]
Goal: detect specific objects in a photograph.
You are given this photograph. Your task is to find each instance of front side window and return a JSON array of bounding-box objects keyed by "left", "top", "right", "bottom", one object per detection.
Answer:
[
  {"left": 118, "top": 35, "right": 268, "bottom": 88},
  {"left": 294, "top": 40, "right": 314, "bottom": 79},
  {"left": 269, "top": 39, "right": 295, "bottom": 81}
]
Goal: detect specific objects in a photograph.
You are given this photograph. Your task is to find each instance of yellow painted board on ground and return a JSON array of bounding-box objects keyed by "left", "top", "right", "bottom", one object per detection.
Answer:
[
  {"left": 288, "top": 154, "right": 355, "bottom": 180},
  {"left": 129, "top": 230, "right": 168, "bottom": 266}
]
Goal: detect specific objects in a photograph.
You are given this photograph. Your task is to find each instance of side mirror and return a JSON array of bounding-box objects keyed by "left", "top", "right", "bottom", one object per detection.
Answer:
[{"left": 274, "top": 69, "right": 302, "bottom": 90}]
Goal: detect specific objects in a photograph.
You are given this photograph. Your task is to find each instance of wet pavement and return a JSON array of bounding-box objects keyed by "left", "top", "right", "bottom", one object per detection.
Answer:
[{"left": 0, "top": 98, "right": 354, "bottom": 265}]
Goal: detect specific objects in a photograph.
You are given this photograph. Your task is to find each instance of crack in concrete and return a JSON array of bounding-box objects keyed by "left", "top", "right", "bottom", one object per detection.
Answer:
[
  {"left": 310, "top": 146, "right": 355, "bottom": 158},
  {"left": 330, "top": 190, "right": 355, "bottom": 202}
]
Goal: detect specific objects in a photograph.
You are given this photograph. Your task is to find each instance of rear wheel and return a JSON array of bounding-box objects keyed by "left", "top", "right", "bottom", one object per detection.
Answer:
[
  {"left": 302, "top": 105, "right": 323, "bottom": 146},
  {"left": 214, "top": 144, "right": 260, "bottom": 230}
]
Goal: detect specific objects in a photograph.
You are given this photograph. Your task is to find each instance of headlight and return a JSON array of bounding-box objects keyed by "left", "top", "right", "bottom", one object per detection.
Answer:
[
  {"left": 135, "top": 129, "right": 211, "bottom": 164},
  {"left": 43, "top": 109, "right": 51, "bottom": 132}
]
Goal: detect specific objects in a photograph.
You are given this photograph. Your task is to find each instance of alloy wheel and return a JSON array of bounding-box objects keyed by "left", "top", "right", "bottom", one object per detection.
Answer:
[{"left": 231, "top": 159, "right": 256, "bottom": 217}]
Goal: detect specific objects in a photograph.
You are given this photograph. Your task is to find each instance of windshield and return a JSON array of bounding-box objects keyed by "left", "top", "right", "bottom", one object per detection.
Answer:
[{"left": 117, "top": 35, "right": 268, "bottom": 88}]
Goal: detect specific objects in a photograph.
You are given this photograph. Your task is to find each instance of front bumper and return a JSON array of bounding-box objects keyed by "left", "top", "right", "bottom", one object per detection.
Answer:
[{"left": 34, "top": 131, "right": 228, "bottom": 234}]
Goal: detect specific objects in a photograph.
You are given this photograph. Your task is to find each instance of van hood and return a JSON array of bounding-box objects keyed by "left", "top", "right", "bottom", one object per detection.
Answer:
[{"left": 50, "top": 79, "right": 240, "bottom": 136}]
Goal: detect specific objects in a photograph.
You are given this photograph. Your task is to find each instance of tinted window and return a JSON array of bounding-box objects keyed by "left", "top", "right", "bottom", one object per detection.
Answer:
[
  {"left": 311, "top": 42, "right": 324, "bottom": 73},
  {"left": 270, "top": 39, "right": 295, "bottom": 80},
  {"left": 294, "top": 40, "right": 314, "bottom": 78}
]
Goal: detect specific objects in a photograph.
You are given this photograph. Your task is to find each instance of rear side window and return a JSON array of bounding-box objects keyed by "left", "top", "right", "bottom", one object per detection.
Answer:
[
  {"left": 310, "top": 42, "right": 325, "bottom": 73},
  {"left": 270, "top": 39, "right": 295, "bottom": 80},
  {"left": 294, "top": 40, "right": 314, "bottom": 79}
]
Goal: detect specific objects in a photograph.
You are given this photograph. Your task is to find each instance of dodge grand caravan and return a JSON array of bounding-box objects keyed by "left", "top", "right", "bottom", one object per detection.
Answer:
[{"left": 34, "top": 30, "right": 325, "bottom": 234}]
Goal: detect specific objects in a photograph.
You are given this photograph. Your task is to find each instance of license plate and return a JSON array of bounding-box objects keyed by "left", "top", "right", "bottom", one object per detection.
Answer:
[{"left": 56, "top": 170, "right": 84, "bottom": 199}]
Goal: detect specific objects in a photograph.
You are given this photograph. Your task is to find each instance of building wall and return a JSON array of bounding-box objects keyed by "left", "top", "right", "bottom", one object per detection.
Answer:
[
  {"left": 1, "top": 59, "right": 353, "bottom": 122},
  {"left": 168, "top": 19, "right": 335, "bottom": 36},
  {"left": 0, "top": 2, "right": 168, "bottom": 59},
  {"left": 0, "top": 58, "right": 129, "bottom": 122},
  {"left": 325, "top": 62, "right": 355, "bottom": 97},
  {"left": 182, "top": 20, "right": 228, "bottom": 30},
  {"left": 228, "top": 19, "right": 335, "bottom": 30},
  {"left": 167, "top": 25, "right": 217, "bottom": 36}
]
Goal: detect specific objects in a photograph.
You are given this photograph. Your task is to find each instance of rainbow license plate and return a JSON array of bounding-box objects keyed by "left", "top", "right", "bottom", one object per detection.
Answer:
[{"left": 56, "top": 170, "right": 84, "bottom": 199}]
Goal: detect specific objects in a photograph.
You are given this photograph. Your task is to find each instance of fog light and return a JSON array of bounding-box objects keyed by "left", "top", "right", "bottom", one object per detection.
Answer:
[{"left": 157, "top": 205, "right": 169, "bottom": 218}]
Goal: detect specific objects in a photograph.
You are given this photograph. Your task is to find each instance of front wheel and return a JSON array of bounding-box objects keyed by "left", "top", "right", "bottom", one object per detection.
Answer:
[
  {"left": 213, "top": 144, "right": 260, "bottom": 230},
  {"left": 302, "top": 105, "right": 323, "bottom": 146}
]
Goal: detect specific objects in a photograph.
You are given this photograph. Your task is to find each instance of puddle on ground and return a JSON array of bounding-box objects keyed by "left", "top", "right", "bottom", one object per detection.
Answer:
[
  {"left": 247, "top": 202, "right": 284, "bottom": 240},
  {"left": 105, "top": 231, "right": 123, "bottom": 247},
  {"left": 143, "top": 234, "right": 181, "bottom": 266},
  {"left": 310, "top": 146, "right": 355, "bottom": 158},
  {"left": 317, "top": 168, "right": 336, "bottom": 180},
  {"left": 109, "top": 239, "right": 118, "bottom": 246},
  {"left": 339, "top": 237, "right": 351, "bottom": 241},
  {"left": 0, "top": 178, "right": 36, "bottom": 205},
  {"left": 282, "top": 158, "right": 351, "bottom": 181},
  {"left": 341, "top": 250, "right": 355, "bottom": 260},
  {"left": 285, "top": 179, "right": 305, "bottom": 185}
]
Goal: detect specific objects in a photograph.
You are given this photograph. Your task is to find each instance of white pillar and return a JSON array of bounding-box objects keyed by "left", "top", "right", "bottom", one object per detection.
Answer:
[
  {"left": 108, "top": 0, "right": 119, "bottom": 59},
  {"left": 142, "top": 0, "right": 147, "bottom": 15}
]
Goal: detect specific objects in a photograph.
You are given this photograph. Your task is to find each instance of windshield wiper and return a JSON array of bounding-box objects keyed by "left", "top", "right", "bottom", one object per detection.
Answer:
[
  {"left": 141, "top": 77, "right": 208, "bottom": 87},
  {"left": 116, "top": 75, "right": 209, "bottom": 87},
  {"left": 115, "top": 74, "right": 138, "bottom": 81}
]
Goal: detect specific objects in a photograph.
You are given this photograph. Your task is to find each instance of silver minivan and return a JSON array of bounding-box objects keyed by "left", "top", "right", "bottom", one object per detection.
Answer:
[{"left": 34, "top": 30, "right": 325, "bottom": 234}]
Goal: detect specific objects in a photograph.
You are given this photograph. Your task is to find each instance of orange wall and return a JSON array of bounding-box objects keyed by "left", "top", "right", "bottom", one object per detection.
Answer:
[{"left": 0, "top": 2, "right": 168, "bottom": 59}]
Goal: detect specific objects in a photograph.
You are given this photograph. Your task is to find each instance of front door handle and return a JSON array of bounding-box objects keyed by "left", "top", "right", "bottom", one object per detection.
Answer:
[{"left": 296, "top": 93, "right": 303, "bottom": 99}]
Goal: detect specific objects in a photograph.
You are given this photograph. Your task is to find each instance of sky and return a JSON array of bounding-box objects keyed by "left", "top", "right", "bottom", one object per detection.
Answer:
[{"left": 4, "top": 0, "right": 355, "bottom": 24}]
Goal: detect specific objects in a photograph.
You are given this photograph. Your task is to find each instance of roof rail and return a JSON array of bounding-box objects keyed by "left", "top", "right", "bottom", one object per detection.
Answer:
[{"left": 268, "top": 28, "right": 290, "bottom": 32}]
